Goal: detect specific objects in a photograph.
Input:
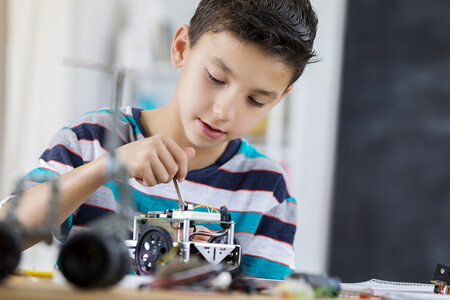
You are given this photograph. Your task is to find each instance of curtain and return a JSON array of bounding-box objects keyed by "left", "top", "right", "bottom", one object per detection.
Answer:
[
  {"left": 0, "top": 1, "right": 7, "bottom": 197},
  {"left": 0, "top": 0, "right": 71, "bottom": 200}
]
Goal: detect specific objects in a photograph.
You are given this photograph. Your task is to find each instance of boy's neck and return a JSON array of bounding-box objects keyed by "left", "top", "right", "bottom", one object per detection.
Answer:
[{"left": 140, "top": 104, "right": 230, "bottom": 171}]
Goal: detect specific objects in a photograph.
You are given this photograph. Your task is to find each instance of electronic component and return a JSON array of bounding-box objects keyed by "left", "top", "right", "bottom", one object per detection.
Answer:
[
  {"left": 127, "top": 204, "right": 241, "bottom": 276},
  {"left": 431, "top": 262, "right": 450, "bottom": 294},
  {"left": 288, "top": 273, "right": 341, "bottom": 298}
]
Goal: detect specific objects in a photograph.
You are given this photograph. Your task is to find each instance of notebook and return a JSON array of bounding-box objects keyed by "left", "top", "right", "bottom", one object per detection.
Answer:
[{"left": 340, "top": 278, "right": 435, "bottom": 297}]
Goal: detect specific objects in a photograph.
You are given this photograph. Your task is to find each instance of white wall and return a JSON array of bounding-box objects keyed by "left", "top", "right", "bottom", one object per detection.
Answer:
[{"left": 291, "top": 0, "right": 347, "bottom": 274}]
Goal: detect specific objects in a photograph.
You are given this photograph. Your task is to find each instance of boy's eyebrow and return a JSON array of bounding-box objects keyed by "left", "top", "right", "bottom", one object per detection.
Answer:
[
  {"left": 211, "top": 58, "right": 280, "bottom": 100},
  {"left": 211, "top": 58, "right": 232, "bottom": 74},
  {"left": 252, "top": 88, "right": 279, "bottom": 100}
]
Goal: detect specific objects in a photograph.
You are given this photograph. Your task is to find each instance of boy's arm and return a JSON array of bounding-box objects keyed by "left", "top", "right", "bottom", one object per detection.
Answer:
[
  {"left": 0, "top": 128, "right": 193, "bottom": 249},
  {"left": 0, "top": 155, "right": 109, "bottom": 248}
]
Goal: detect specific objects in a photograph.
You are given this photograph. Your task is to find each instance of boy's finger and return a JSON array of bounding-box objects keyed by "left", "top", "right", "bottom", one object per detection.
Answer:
[{"left": 161, "top": 138, "right": 189, "bottom": 181}]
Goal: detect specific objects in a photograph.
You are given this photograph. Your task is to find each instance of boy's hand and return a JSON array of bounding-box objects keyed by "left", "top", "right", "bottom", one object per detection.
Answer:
[{"left": 115, "top": 134, "right": 195, "bottom": 186}]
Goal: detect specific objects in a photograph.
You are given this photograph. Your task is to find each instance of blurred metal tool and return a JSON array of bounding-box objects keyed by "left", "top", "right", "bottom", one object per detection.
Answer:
[{"left": 173, "top": 178, "right": 187, "bottom": 209}]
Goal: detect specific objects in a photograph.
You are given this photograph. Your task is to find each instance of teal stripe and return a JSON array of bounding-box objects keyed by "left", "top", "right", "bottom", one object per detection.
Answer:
[
  {"left": 81, "top": 108, "right": 129, "bottom": 123},
  {"left": 124, "top": 114, "right": 142, "bottom": 136},
  {"left": 66, "top": 214, "right": 73, "bottom": 233},
  {"left": 286, "top": 197, "right": 297, "bottom": 204},
  {"left": 241, "top": 255, "right": 294, "bottom": 280},
  {"left": 230, "top": 211, "right": 262, "bottom": 234},
  {"left": 104, "top": 181, "right": 179, "bottom": 212},
  {"left": 24, "top": 168, "right": 59, "bottom": 183},
  {"left": 186, "top": 208, "right": 261, "bottom": 233},
  {"left": 237, "top": 140, "right": 268, "bottom": 159}
]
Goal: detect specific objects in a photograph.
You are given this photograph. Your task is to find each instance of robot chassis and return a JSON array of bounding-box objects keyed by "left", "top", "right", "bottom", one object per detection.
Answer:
[{"left": 126, "top": 201, "right": 242, "bottom": 276}]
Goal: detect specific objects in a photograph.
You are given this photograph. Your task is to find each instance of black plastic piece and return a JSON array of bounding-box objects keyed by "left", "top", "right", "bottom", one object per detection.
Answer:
[
  {"left": 59, "top": 231, "right": 129, "bottom": 288},
  {"left": 432, "top": 263, "right": 450, "bottom": 283},
  {"left": 0, "top": 222, "right": 21, "bottom": 281},
  {"left": 220, "top": 206, "right": 231, "bottom": 229}
]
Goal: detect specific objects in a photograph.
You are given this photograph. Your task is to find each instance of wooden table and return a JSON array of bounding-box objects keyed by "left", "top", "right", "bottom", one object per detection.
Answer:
[
  {"left": 0, "top": 274, "right": 366, "bottom": 300},
  {"left": 0, "top": 274, "right": 279, "bottom": 300}
]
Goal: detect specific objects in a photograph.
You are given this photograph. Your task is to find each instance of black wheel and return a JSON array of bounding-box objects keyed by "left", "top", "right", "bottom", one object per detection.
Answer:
[
  {"left": 135, "top": 226, "right": 173, "bottom": 275},
  {"left": 0, "top": 222, "right": 21, "bottom": 281},
  {"left": 59, "top": 231, "right": 129, "bottom": 288}
]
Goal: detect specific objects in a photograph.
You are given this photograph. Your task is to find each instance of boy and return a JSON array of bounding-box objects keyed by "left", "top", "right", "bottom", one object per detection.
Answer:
[{"left": 0, "top": 0, "right": 317, "bottom": 279}]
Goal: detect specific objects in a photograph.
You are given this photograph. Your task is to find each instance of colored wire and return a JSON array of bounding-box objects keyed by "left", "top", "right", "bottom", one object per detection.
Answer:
[
  {"left": 193, "top": 204, "right": 219, "bottom": 213},
  {"left": 189, "top": 229, "right": 228, "bottom": 241}
]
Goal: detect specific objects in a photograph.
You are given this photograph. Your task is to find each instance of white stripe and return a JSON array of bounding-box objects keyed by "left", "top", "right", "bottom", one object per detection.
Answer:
[
  {"left": 223, "top": 154, "right": 294, "bottom": 197},
  {"left": 265, "top": 200, "right": 297, "bottom": 225},
  {"left": 79, "top": 140, "right": 108, "bottom": 162},
  {"left": 84, "top": 186, "right": 121, "bottom": 212},
  {"left": 245, "top": 235, "right": 295, "bottom": 268},
  {"left": 223, "top": 154, "right": 284, "bottom": 173},
  {"left": 128, "top": 179, "right": 280, "bottom": 214},
  {"left": 39, "top": 159, "right": 74, "bottom": 174}
]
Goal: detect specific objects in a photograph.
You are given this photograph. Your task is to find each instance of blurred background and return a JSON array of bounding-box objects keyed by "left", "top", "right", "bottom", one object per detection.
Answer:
[{"left": 0, "top": 0, "right": 448, "bottom": 283}]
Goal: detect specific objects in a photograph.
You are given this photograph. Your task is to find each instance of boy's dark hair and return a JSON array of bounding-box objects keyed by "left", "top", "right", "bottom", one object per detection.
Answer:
[{"left": 189, "top": 0, "right": 318, "bottom": 85}]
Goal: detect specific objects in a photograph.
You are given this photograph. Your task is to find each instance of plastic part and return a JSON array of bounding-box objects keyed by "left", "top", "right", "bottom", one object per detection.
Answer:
[
  {"left": 59, "top": 231, "right": 129, "bottom": 288},
  {"left": 0, "top": 222, "right": 21, "bottom": 281}
]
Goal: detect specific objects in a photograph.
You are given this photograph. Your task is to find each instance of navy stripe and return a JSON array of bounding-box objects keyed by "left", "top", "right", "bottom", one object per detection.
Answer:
[
  {"left": 131, "top": 108, "right": 147, "bottom": 137},
  {"left": 72, "top": 204, "right": 116, "bottom": 227},
  {"left": 188, "top": 169, "right": 289, "bottom": 203},
  {"left": 71, "top": 123, "right": 127, "bottom": 148},
  {"left": 255, "top": 215, "right": 296, "bottom": 245},
  {"left": 40, "top": 144, "right": 84, "bottom": 167}
]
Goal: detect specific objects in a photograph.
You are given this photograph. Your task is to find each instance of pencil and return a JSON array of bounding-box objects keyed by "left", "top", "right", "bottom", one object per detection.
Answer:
[{"left": 14, "top": 269, "right": 54, "bottom": 278}]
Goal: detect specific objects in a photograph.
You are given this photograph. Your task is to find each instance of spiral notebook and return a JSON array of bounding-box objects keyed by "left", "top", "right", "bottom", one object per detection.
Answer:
[{"left": 340, "top": 278, "right": 435, "bottom": 297}]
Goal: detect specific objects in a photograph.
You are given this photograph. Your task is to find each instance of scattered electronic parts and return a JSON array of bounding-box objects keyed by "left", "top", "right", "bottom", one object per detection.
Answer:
[
  {"left": 431, "top": 262, "right": 450, "bottom": 294},
  {"left": 287, "top": 273, "right": 341, "bottom": 298}
]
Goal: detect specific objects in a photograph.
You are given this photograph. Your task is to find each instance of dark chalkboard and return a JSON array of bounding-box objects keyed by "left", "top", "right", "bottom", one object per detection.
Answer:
[{"left": 330, "top": 0, "right": 450, "bottom": 283}]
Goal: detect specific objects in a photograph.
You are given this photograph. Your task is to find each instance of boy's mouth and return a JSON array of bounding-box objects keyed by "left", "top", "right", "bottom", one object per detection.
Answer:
[{"left": 198, "top": 119, "right": 225, "bottom": 139}]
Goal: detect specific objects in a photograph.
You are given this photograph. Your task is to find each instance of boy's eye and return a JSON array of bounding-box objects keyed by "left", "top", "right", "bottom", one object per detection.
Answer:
[
  {"left": 248, "top": 97, "right": 265, "bottom": 108},
  {"left": 207, "top": 71, "right": 225, "bottom": 84}
]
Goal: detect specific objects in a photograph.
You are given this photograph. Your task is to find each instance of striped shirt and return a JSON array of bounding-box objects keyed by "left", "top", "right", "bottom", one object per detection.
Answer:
[{"left": 14, "top": 107, "right": 297, "bottom": 280}]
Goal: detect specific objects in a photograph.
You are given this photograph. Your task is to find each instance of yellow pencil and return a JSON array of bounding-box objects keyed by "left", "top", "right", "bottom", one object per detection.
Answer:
[{"left": 14, "top": 269, "right": 54, "bottom": 278}]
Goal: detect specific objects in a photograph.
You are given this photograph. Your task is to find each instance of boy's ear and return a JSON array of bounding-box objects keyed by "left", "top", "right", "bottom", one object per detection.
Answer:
[{"left": 171, "top": 25, "right": 190, "bottom": 68}]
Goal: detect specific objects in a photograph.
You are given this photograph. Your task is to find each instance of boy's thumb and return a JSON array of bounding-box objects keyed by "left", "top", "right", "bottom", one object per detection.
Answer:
[{"left": 183, "top": 147, "right": 195, "bottom": 160}]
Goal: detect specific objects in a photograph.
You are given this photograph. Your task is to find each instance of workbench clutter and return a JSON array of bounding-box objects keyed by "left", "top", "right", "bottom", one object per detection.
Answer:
[{"left": 0, "top": 172, "right": 342, "bottom": 297}]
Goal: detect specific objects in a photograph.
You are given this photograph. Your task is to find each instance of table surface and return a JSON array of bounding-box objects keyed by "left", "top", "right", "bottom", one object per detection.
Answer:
[{"left": 0, "top": 274, "right": 367, "bottom": 300}]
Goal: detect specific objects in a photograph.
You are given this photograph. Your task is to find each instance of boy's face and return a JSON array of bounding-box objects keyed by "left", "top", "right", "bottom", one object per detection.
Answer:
[{"left": 173, "top": 27, "right": 293, "bottom": 149}]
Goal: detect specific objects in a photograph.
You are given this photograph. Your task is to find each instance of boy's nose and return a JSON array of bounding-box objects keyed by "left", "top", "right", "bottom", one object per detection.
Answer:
[{"left": 212, "top": 94, "right": 238, "bottom": 122}]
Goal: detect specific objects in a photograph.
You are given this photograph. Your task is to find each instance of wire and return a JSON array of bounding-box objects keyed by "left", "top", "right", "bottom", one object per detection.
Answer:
[
  {"left": 189, "top": 229, "right": 228, "bottom": 241},
  {"left": 193, "top": 204, "right": 219, "bottom": 213}
]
